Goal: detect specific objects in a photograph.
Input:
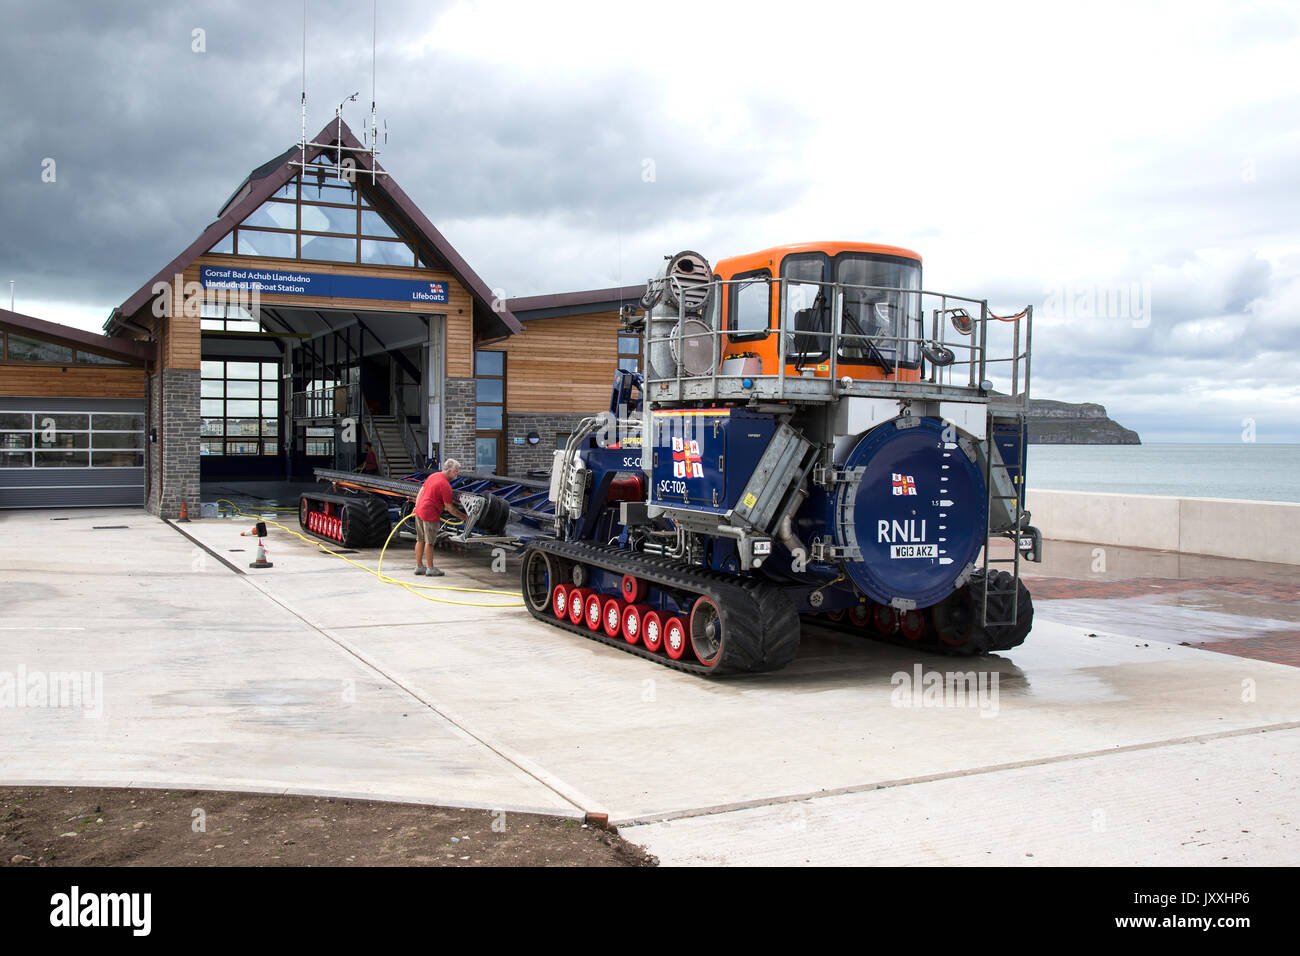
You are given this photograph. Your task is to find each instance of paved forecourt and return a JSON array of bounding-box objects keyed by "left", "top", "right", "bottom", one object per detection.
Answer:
[{"left": 4, "top": 508, "right": 1297, "bottom": 864}]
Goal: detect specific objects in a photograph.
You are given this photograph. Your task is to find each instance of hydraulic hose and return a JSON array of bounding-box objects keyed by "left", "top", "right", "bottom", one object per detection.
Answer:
[{"left": 214, "top": 499, "right": 523, "bottom": 608}]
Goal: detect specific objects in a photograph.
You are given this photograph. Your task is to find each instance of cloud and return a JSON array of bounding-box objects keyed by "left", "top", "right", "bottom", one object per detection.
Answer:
[{"left": 1, "top": 0, "right": 1298, "bottom": 442}]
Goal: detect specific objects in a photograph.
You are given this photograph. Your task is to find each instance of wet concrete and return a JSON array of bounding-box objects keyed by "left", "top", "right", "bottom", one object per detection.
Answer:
[{"left": 1021, "top": 539, "right": 1300, "bottom": 666}]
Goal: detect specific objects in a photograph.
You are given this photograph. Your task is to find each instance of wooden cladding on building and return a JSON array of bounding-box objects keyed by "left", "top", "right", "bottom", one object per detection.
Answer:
[
  {"left": 0, "top": 364, "right": 146, "bottom": 399},
  {"left": 446, "top": 314, "right": 475, "bottom": 378},
  {"left": 491, "top": 310, "right": 621, "bottom": 414}
]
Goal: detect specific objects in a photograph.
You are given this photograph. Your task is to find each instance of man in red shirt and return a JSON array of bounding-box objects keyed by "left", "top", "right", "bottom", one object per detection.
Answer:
[{"left": 412, "top": 459, "right": 465, "bottom": 577}]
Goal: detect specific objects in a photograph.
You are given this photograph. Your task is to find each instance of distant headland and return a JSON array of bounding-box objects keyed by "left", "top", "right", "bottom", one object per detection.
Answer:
[{"left": 1026, "top": 399, "right": 1141, "bottom": 444}]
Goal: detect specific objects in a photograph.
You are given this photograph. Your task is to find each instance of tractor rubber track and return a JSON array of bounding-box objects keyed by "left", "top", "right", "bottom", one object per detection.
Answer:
[
  {"left": 807, "top": 611, "right": 992, "bottom": 657},
  {"left": 807, "top": 569, "right": 1035, "bottom": 656},
  {"left": 299, "top": 492, "right": 392, "bottom": 549},
  {"left": 523, "top": 538, "right": 800, "bottom": 677}
]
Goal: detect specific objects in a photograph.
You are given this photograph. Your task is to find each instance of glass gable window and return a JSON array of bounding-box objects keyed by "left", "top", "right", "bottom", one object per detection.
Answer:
[
  {"left": 206, "top": 162, "right": 425, "bottom": 269},
  {"left": 300, "top": 203, "right": 357, "bottom": 233},
  {"left": 200, "top": 360, "right": 279, "bottom": 457},
  {"left": 242, "top": 200, "right": 297, "bottom": 230},
  {"left": 360, "top": 239, "right": 415, "bottom": 266},
  {"left": 360, "top": 210, "right": 398, "bottom": 238},
  {"left": 300, "top": 233, "right": 357, "bottom": 263},
  {"left": 237, "top": 229, "right": 296, "bottom": 259}
]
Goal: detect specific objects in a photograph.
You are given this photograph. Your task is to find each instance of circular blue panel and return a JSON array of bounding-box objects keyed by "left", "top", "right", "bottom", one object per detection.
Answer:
[{"left": 832, "top": 417, "right": 986, "bottom": 608}]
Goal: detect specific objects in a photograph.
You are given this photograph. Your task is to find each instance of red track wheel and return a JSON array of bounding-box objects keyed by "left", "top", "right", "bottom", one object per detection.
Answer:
[
  {"left": 827, "top": 608, "right": 847, "bottom": 623},
  {"left": 663, "top": 616, "right": 689, "bottom": 660},
  {"left": 621, "top": 603, "right": 650, "bottom": 645},
  {"left": 602, "top": 597, "right": 624, "bottom": 637},
  {"left": 900, "top": 608, "right": 926, "bottom": 641},
  {"left": 641, "top": 611, "right": 664, "bottom": 653},
  {"left": 552, "top": 584, "right": 570, "bottom": 619},
  {"left": 568, "top": 588, "right": 592, "bottom": 625},
  {"left": 620, "top": 574, "right": 647, "bottom": 603},
  {"left": 584, "top": 592, "right": 605, "bottom": 631},
  {"left": 688, "top": 597, "right": 723, "bottom": 668},
  {"left": 874, "top": 604, "right": 898, "bottom": 634},
  {"left": 849, "top": 603, "right": 872, "bottom": 627}
]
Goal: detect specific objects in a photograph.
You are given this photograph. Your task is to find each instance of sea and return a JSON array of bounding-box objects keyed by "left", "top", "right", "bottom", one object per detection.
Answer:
[{"left": 1025, "top": 443, "right": 1300, "bottom": 504}]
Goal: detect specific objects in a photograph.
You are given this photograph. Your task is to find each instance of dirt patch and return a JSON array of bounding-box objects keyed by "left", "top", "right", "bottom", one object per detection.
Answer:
[{"left": 0, "top": 787, "right": 655, "bottom": 867}]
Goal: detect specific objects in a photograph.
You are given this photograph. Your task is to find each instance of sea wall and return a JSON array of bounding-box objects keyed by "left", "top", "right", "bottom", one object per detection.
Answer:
[{"left": 1027, "top": 489, "right": 1300, "bottom": 565}]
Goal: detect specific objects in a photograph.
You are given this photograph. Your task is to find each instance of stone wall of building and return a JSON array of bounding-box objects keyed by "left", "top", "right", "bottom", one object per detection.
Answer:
[
  {"left": 441, "top": 377, "right": 476, "bottom": 470},
  {"left": 146, "top": 368, "right": 200, "bottom": 518},
  {"left": 504, "top": 412, "right": 589, "bottom": 477}
]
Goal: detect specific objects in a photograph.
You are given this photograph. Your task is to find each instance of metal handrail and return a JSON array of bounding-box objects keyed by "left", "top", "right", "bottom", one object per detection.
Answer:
[
  {"left": 358, "top": 403, "right": 383, "bottom": 474},
  {"left": 292, "top": 382, "right": 359, "bottom": 420},
  {"left": 640, "top": 275, "right": 1032, "bottom": 407},
  {"left": 392, "top": 387, "right": 423, "bottom": 467}
]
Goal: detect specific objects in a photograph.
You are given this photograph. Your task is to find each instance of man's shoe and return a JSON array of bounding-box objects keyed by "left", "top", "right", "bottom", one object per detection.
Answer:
[
  {"left": 425, "top": 566, "right": 445, "bottom": 577},
  {"left": 414, "top": 566, "right": 427, "bottom": 576}
]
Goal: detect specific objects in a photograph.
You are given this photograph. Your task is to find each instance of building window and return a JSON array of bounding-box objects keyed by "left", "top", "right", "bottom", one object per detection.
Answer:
[
  {"left": 199, "top": 302, "right": 261, "bottom": 333},
  {"left": 200, "top": 360, "right": 279, "bottom": 456},
  {"left": 207, "top": 159, "right": 419, "bottom": 268},
  {"left": 474, "top": 350, "right": 505, "bottom": 474},
  {"left": 304, "top": 426, "right": 334, "bottom": 457},
  {"left": 618, "top": 332, "right": 640, "bottom": 373},
  {"left": 0, "top": 331, "right": 133, "bottom": 366},
  {"left": 0, "top": 411, "right": 144, "bottom": 468}
]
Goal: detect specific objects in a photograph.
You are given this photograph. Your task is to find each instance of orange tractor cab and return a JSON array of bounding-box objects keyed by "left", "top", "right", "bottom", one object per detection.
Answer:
[{"left": 708, "top": 241, "right": 926, "bottom": 384}]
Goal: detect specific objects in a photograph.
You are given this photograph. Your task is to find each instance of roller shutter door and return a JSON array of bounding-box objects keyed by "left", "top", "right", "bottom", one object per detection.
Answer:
[{"left": 0, "top": 397, "right": 146, "bottom": 509}]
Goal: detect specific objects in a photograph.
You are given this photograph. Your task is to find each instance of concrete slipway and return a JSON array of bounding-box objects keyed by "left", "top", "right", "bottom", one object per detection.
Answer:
[{"left": 1, "top": 508, "right": 1296, "bottom": 865}]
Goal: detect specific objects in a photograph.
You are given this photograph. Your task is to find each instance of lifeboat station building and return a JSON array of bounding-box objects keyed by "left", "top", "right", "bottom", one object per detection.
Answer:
[{"left": 0, "top": 119, "right": 644, "bottom": 514}]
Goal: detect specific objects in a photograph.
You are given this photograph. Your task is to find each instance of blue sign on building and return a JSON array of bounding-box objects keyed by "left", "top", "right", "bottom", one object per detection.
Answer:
[{"left": 200, "top": 266, "right": 447, "bottom": 304}]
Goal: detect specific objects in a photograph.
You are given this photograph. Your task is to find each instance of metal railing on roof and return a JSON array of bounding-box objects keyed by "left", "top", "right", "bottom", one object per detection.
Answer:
[{"left": 639, "top": 275, "right": 1032, "bottom": 408}]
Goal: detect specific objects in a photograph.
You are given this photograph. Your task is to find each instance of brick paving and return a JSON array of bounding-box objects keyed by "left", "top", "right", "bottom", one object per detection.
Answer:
[{"left": 1025, "top": 569, "right": 1300, "bottom": 668}]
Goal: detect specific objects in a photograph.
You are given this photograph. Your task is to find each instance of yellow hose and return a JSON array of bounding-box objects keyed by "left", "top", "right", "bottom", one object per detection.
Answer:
[{"left": 215, "top": 498, "right": 523, "bottom": 608}]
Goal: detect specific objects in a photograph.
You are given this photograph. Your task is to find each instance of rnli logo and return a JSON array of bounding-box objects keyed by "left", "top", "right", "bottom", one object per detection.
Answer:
[
  {"left": 671, "top": 437, "right": 703, "bottom": 479},
  {"left": 891, "top": 473, "right": 917, "bottom": 496}
]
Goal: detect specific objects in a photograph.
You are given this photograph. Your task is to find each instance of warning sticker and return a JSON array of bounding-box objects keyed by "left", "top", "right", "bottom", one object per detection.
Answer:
[
  {"left": 890, "top": 544, "right": 937, "bottom": 559},
  {"left": 742, "top": 492, "right": 758, "bottom": 509}
]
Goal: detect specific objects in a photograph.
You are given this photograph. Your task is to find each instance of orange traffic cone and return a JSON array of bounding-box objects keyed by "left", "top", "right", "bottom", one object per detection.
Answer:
[
  {"left": 248, "top": 537, "right": 273, "bottom": 569},
  {"left": 178, "top": 500, "right": 191, "bottom": 523}
]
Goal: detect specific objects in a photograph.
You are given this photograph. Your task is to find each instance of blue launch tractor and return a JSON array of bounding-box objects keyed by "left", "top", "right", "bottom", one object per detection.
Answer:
[{"left": 520, "top": 243, "right": 1040, "bottom": 675}]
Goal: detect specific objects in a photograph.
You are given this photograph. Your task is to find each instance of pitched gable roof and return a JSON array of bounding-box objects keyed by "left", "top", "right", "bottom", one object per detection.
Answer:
[
  {"left": 507, "top": 284, "right": 647, "bottom": 320},
  {"left": 105, "top": 119, "right": 521, "bottom": 339}
]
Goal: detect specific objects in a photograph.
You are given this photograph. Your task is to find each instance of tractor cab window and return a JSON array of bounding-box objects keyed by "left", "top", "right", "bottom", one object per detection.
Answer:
[
  {"left": 835, "top": 255, "right": 922, "bottom": 367},
  {"left": 781, "top": 254, "right": 830, "bottom": 362},
  {"left": 703, "top": 275, "right": 722, "bottom": 332},
  {"left": 727, "top": 270, "right": 772, "bottom": 340}
]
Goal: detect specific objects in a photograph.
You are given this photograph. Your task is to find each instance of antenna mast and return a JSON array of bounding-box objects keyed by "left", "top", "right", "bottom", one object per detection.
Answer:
[{"left": 289, "top": 0, "right": 389, "bottom": 186}]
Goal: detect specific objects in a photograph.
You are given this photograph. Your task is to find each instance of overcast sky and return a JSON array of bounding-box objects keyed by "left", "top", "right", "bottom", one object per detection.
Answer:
[{"left": 2, "top": 0, "right": 1297, "bottom": 441}]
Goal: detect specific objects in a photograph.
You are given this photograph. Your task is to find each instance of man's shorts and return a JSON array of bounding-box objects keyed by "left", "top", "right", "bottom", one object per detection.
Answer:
[{"left": 414, "top": 516, "right": 439, "bottom": 543}]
